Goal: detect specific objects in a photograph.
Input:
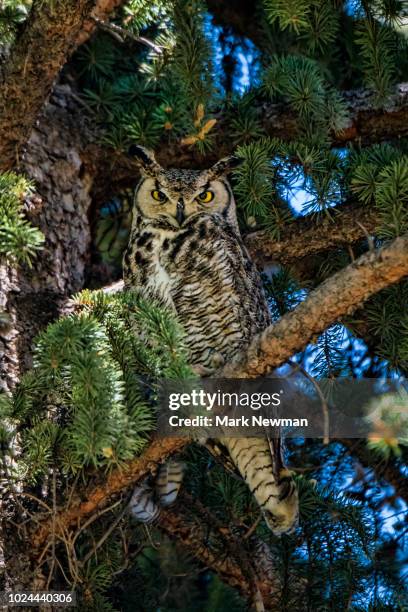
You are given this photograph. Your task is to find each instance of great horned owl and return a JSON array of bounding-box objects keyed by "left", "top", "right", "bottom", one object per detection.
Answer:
[{"left": 124, "top": 146, "right": 298, "bottom": 535}]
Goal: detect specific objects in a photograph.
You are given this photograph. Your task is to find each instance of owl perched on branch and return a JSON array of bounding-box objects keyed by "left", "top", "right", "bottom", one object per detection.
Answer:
[{"left": 124, "top": 146, "right": 298, "bottom": 535}]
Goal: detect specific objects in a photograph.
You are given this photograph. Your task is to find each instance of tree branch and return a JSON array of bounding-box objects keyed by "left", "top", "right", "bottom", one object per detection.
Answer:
[
  {"left": 221, "top": 232, "right": 408, "bottom": 377},
  {"left": 244, "top": 201, "right": 379, "bottom": 268},
  {"left": 31, "top": 437, "right": 186, "bottom": 550},
  {"left": 84, "top": 83, "right": 408, "bottom": 198},
  {"left": 257, "top": 83, "right": 408, "bottom": 148},
  {"left": 335, "top": 82, "right": 408, "bottom": 145},
  {"left": 75, "top": 0, "right": 128, "bottom": 46},
  {"left": 89, "top": 16, "right": 164, "bottom": 53},
  {"left": 0, "top": 0, "right": 125, "bottom": 172},
  {"left": 156, "top": 493, "right": 287, "bottom": 610}
]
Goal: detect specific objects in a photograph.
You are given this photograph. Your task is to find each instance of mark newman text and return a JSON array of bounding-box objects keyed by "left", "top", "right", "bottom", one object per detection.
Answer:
[{"left": 168, "top": 415, "right": 309, "bottom": 428}]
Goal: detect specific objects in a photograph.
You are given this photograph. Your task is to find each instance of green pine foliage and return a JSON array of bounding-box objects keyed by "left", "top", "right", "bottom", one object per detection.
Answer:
[
  {"left": 74, "top": 0, "right": 215, "bottom": 152},
  {"left": 0, "top": 289, "right": 195, "bottom": 607},
  {"left": 0, "top": 1, "right": 30, "bottom": 46},
  {"left": 354, "top": 0, "right": 408, "bottom": 103},
  {"left": 170, "top": 0, "right": 214, "bottom": 111},
  {"left": 231, "top": 137, "right": 346, "bottom": 235},
  {"left": 123, "top": 0, "right": 170, "bottom": 36},
  {"left": 262, "top": 54, "right": 349, "bottom": 138},
  {"left": 1, "top": 289, "right": 193, "bottom": 481},
  {"left": 355, "top": 281, "right": 408, "bottom": 372},
  {"left": 355, "top": 17, "right": 396, "bottom": 104},
  {"left": 349, "top": 144, "right": 408, "bottom": 239},
  {"left": 264, "top": 0, "right": 341, "bottom": 55},
  {"left": 0, "top": 172, "right": 44, "bottom": 266},
  {"left": 263, "top": 269, "right": 304, "bottom": 319}
]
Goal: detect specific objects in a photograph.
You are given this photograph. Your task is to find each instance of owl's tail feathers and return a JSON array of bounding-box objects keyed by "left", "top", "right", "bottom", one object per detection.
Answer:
[
  {"left": 221, "top": 437, "right": 299, "bottom": 536},
  {"left": 155, "top": 460, "right": 185, "bottom": 507},
  {"left": 261, "top": 467, "right": 299, "bottom": 536},
  {"left": 129, "top": 460, "right": 185, "bottom": 523},
  {"left": 129, "top": 482, "right": 160, "bottom": 523}
]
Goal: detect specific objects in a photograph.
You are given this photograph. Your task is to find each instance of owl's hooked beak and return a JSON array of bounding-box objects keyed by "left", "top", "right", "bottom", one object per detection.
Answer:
[{"left": 176, "top": 198, "right": 185, "bottom": 225}]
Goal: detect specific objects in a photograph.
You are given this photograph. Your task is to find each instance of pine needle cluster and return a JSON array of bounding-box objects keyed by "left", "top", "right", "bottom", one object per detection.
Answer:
[
  {"left": 0, "top": 172, "right": 44, "bottom": 267},
  {"left": 0, "top": 1, "right": 30, "bottom": 47},
  {"left": 0, "top": 289, "right": 192, "bottom": 482}
]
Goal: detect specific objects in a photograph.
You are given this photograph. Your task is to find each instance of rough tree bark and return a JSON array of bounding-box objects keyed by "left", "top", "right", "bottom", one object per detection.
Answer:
[
  {"left": 0, "top": 1, "right": 130, "bottom": 394},
  {"left": 0, "top": 88, "right": 93, "bottom": 392},
  {"left": 0, "top": 0, "right": 126, "bottom": 172},
  {"left": 75, "top": 0, "right": 127, "bottom": 46}
]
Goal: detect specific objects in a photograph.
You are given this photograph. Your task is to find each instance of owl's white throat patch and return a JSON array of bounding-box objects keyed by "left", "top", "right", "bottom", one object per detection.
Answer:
[{"left": 143, "top": 227, "right": 175, "bottom": 307}]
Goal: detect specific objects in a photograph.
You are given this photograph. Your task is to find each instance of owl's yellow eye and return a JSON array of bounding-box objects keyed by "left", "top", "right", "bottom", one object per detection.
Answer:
[
  {"left": 197, "top": 190, "right": 214, "bottom": 203},
  {"left": 151, "top": 189, "right": 167, "bottom": 202}
]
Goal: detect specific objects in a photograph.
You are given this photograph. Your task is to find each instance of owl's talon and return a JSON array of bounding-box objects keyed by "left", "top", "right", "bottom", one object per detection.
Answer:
[
  {"left": 191, "top": 352, "right": 224, "bottom": 377},
  {"left": 209, "top": 351, "right": 225, "bottom": 369}
]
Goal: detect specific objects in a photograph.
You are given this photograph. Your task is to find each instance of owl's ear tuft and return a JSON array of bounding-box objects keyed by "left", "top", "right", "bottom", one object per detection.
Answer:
[
  {"left": 207, "top": 155, "right": 243, "bottom": 179},
  {"left": 128, "top": 145, "right": 162, "bottom": 177}
]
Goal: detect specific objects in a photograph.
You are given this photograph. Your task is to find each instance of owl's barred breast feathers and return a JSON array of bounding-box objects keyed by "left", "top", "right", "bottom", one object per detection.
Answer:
[
  {"left": 124, "top": 212, "right": 270, "bottom": 369},
  {"left": 124, "top": 146, "right": 298, "bottom": 535}
]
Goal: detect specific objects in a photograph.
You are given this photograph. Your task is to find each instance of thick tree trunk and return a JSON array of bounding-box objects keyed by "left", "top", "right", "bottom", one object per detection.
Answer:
[
  {"left": 0, "top": 87, "right": 93, "bottom": 391},
  {"left": 0, "top": 0, "right": 128, "bottom": 172},
  {"left": 0, "top": 0, "right": 94, "bottom": 171},
  {"left": 0, "top": 85, "right": 99, "bottom": 593}
]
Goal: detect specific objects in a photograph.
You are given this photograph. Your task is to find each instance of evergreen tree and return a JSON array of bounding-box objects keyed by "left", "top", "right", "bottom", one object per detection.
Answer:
[{"left": 0, "top": 0, "right": 407, "bottom": 610}]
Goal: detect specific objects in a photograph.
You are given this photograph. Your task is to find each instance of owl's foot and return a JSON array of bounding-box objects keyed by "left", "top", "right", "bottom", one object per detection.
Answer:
[
  {"left": 191, "top": 364, "right": 216, "bottom": 377},
  {"left": 262, "top": 468, "right": 299, "bottom": 536}
]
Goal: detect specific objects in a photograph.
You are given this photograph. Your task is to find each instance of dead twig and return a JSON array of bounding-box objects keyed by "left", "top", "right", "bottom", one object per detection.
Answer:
[{"left": 91, "top": 17, "right": 163, "bottom": 53}]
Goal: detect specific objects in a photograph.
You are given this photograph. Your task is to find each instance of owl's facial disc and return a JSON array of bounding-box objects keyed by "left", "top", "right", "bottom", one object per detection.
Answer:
[{"left": 135, "top": 174, "right": 234, "bottom": 228}]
